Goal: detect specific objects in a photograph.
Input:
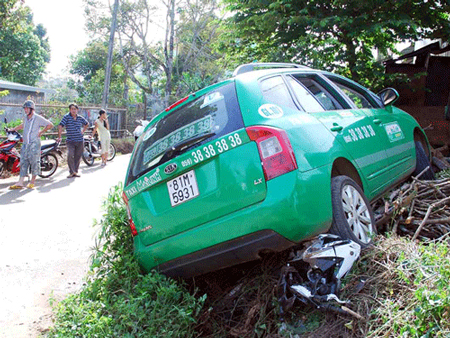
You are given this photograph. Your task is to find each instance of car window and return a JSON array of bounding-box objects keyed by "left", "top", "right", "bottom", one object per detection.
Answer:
[
  {"left": 286, "top": 76, "right": 325, "bottom": 112},
  {"left": 291, "top": 75, "right": 342, "bottom": 111},
  {"left": 260, "top": 76, "right": 297, "bottom": 110},
  {"left": 326, "top": 76, "right": 381, "bottom": 109},
  {"left": 126, "top": 82, "right": 243, "bottom": 185}
]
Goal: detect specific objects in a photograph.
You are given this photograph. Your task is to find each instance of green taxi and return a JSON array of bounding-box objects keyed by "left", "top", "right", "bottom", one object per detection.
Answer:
[{"left": 123, "top": 63, "right": 433, "bottom": 278}]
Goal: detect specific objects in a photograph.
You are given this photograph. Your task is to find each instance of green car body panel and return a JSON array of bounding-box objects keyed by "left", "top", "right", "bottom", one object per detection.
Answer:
[{"left": 124, "top": 66, "right": 429, "bottom": 277}]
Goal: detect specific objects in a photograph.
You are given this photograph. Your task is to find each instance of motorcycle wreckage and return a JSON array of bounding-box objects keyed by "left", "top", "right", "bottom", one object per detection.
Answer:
[
  {"left": 277, "top": 234, "right": 363, "bottom": 319},
  {"left": 0, "top": 127, "right": 61, "bottom": 178}
]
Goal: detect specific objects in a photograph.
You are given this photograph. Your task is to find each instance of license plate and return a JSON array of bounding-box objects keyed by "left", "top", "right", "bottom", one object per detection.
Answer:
[{"left": 167, "top": 170, "right": 200, "bottom": 207}]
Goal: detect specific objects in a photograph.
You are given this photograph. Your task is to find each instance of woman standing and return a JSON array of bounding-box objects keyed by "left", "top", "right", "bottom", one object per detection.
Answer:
[{"left": 92, "top": 109, "right": 111, "bottom": 166}]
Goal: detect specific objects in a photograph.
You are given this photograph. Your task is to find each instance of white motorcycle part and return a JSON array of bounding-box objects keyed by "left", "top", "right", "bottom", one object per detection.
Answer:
[{"left": 301, "top": 234, "right": 361, "bottom": 279}]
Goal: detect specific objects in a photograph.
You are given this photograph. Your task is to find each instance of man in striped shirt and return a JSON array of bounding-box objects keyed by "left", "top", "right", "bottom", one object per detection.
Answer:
[{"left": 57, "top": 103, "right": 89, "bottom": 178}]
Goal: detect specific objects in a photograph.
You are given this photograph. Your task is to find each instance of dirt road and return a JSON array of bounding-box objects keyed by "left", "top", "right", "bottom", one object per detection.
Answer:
[{"left": 0, "top": 154, "right": 131, "bottom": 338}]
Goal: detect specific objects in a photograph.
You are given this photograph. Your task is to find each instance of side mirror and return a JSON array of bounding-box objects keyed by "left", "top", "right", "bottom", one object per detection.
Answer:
[{"left": 378, "top": 88, "right": 399, "bottom": 106}]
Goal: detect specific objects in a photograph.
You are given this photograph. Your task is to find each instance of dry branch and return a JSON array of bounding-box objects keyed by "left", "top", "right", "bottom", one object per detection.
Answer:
[{"left": 373, "top": 174, "right": 450, "bottom": 240}]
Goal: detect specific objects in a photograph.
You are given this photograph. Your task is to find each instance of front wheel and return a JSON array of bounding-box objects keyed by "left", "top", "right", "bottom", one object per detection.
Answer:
[
  {"left": 329, "top": 176, "right": 376, "bottom": 248},
  {"left": 39, "top": 153, "right": 58, "bottom": 178},
  {"left": 107, "top": 143, "right": 116, "bottom": 161},
  {"left": 82, "top": 146, "right": 94, "bottom": 166},
  {"left": 413, "top": 141, "right": 435, "bottom": 180}
]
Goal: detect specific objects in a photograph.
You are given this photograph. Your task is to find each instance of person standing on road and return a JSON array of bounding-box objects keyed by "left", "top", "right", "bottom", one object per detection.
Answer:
[
  {"left": 9, "top": 100, "right": 54, "bottom": 190},
  {"left": 57, "top": 103, "right": 89, "bottom": 178},
  {"left": 91, "top": 109, "right": 111, "bottom": 166}
]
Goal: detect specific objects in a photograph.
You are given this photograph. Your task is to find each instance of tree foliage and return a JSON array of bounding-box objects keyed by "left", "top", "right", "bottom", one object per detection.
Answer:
[
  {"left": 68, "top": 40, "right": 132, "bottom": 106},
  {"left": 82, "top": 0, "right": 225, "bottom": 110},
  {"left": 173, "top": 0, "right": 227, "bottom": 96},
  {"left": 223, "top": 0, "right": 450, "bottom": 90},
  {"left": 0, "top": 1, "right": 50, "bottom": 85}
]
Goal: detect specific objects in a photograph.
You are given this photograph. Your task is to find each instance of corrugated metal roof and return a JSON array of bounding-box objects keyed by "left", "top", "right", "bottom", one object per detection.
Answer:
[
  {"left": 0, "top": 79, "right": 55, "bottom": 94},
  {"left": 385, "top": 41, "right": 450, "bottom": 65}
]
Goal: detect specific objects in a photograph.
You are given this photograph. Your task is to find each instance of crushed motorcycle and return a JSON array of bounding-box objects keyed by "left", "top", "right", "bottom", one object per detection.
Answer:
[{"left": 277, "top": 234, "right": 363, "bottom": 319}]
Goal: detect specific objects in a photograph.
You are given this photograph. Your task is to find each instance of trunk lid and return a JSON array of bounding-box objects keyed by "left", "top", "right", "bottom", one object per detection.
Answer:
[{"left": 124, "top": 82, "right": 267, "bottom": 246}]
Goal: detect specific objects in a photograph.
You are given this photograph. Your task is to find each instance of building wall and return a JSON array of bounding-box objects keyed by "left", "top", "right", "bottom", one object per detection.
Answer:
[
  {"left": 399, "top": 105, "right": 450, "bottom": 146},
  {"left": 0, "top": 89, "right": 47, "bottom": 123}
]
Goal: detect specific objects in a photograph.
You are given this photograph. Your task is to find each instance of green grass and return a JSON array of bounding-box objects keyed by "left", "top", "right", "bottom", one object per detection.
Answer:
[{"left": 45, "top": 184, "right": 205, "bottom": 338}]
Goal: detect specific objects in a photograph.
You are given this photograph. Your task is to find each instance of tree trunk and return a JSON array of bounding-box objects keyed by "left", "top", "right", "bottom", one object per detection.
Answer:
[
  {"left": 143, "top": 91, "right": 148, "bottom": 120},
  {"left": 102, "top": 0, "right": 120, "bottom": 109},
  {"left": 344, "top": 39, "right": 359, "bottom": 82},
  {"left": 164, "top": 0, "right": 176, "bottom": 105}
]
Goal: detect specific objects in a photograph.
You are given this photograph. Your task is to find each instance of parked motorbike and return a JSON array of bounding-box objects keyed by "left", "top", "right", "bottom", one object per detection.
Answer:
[
  {"left": 39, "top": 139, "right": 61, "bottom": 178},
  {"left": 0, "top": 127, "right": 61, "bottom": 178},
  {"left": 81, "top": 134, "right": 116, "bottom": 166},
  {"left": 0, "top": 128, "right": 21, "bottom": 176}
]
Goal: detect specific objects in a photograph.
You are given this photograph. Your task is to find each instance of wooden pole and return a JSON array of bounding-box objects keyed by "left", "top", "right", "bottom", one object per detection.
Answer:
[{"left": 102, "top": 0, "right": 120, "bottom": 109}]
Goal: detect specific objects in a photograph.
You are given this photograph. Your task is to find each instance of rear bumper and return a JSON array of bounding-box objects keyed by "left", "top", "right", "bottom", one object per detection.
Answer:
[
  {"left": 134, "top": 167, "right": 333, "bottom": 278},
  {"left": 155, "top": 230, "right": 295, "bottom": 278}
]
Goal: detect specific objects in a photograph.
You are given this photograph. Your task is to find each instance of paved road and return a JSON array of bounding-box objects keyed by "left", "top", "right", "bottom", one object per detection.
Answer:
[{"left": 0, "top": 154, "right": 131, "bottom": 338}]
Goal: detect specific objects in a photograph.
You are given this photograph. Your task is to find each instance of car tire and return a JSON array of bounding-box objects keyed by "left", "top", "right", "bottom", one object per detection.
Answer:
[
  {"left": 329, "top": 175, "right": 376, "bottom": 248},
  {"left": 413, "top": 141, "right": 435, "bottom": 180}
]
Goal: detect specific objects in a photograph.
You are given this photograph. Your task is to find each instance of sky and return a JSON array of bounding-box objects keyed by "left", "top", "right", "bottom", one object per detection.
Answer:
[{"left": 25, "top": 0, "right": 90, "bottom": 78}]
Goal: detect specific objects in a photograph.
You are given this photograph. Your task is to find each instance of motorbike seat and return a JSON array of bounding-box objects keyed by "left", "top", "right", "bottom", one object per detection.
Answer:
[{"left": 41, "top": 139, "right": 57, "bottom": 150}]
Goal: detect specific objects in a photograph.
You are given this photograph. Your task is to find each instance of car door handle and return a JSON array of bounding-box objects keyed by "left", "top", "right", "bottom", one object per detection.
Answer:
[
  {"left": 330, "top": 125, "right": 343, "bottom": 132},
  {"left": 373, "top": 119, "right": 382, "bottom": 124}
]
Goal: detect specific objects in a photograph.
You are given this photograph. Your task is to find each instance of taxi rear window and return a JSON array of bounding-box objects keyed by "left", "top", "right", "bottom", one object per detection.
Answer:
[{"left": 126, "top": 82, "right": 243, "bottom": 185}]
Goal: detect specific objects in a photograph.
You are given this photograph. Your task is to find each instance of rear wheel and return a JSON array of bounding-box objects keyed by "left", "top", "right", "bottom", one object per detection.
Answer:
[
  {"left": 39, "top": 153, "right": 58, "bottom": 178},
  {"left": 82, "top": 146, "right": 94, "bottom": 166},
  {"left": 0, "top": 160, "right": 5, "bottom": 176},
  {"left": 329, "top": 176, "right": 375, "bottom": 248},
  {"left": 413, "top": 141, "right": 435, "bottom": 180},
  {"left": 107, "top": 143, "right": 116, "bottom": 161}
]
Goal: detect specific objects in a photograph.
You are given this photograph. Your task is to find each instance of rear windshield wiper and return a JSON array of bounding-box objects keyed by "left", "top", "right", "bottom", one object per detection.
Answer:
[
  {"left": 161, "top": 132, "right": 216, "bottom": 161},
  {"left": 173, "top": 132, "right": 216, "bottom": 153},
  {"left": 148, "top": 132, "right": 216, "bottom": 169},
  {"left": 133, "top": 132, "right": 216, "bottom": 181}
]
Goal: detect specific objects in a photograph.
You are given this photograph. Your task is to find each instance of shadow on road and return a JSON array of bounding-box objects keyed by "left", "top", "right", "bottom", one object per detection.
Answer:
[{"left": 0, "top": 161, "right": 107, "bottom": 205}]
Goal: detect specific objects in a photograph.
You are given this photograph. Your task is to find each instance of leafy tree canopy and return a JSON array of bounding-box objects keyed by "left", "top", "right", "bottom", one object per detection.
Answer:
[
  {"left": 0, "top": 1, "right": 50, "bottom": 85},
  {"left": 223, "top": 0, "right": 450, "bottom": 90},
  {"left": 68, "top": 40, "right": 135, "bottom": 106}
]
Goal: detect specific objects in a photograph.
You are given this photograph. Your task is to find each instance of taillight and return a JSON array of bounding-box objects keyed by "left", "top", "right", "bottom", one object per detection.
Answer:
[
  {"left": 122, "top": 191, "right": 138, "bottom": 236},
  {"left": 246, "top": 126, "right": 298, "bottom": 180}
]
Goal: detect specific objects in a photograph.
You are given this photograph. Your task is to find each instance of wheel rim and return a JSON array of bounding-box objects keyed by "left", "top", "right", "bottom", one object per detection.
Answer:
[{"left": 341, "top": 184, "right": 373, "bottom": 243}]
